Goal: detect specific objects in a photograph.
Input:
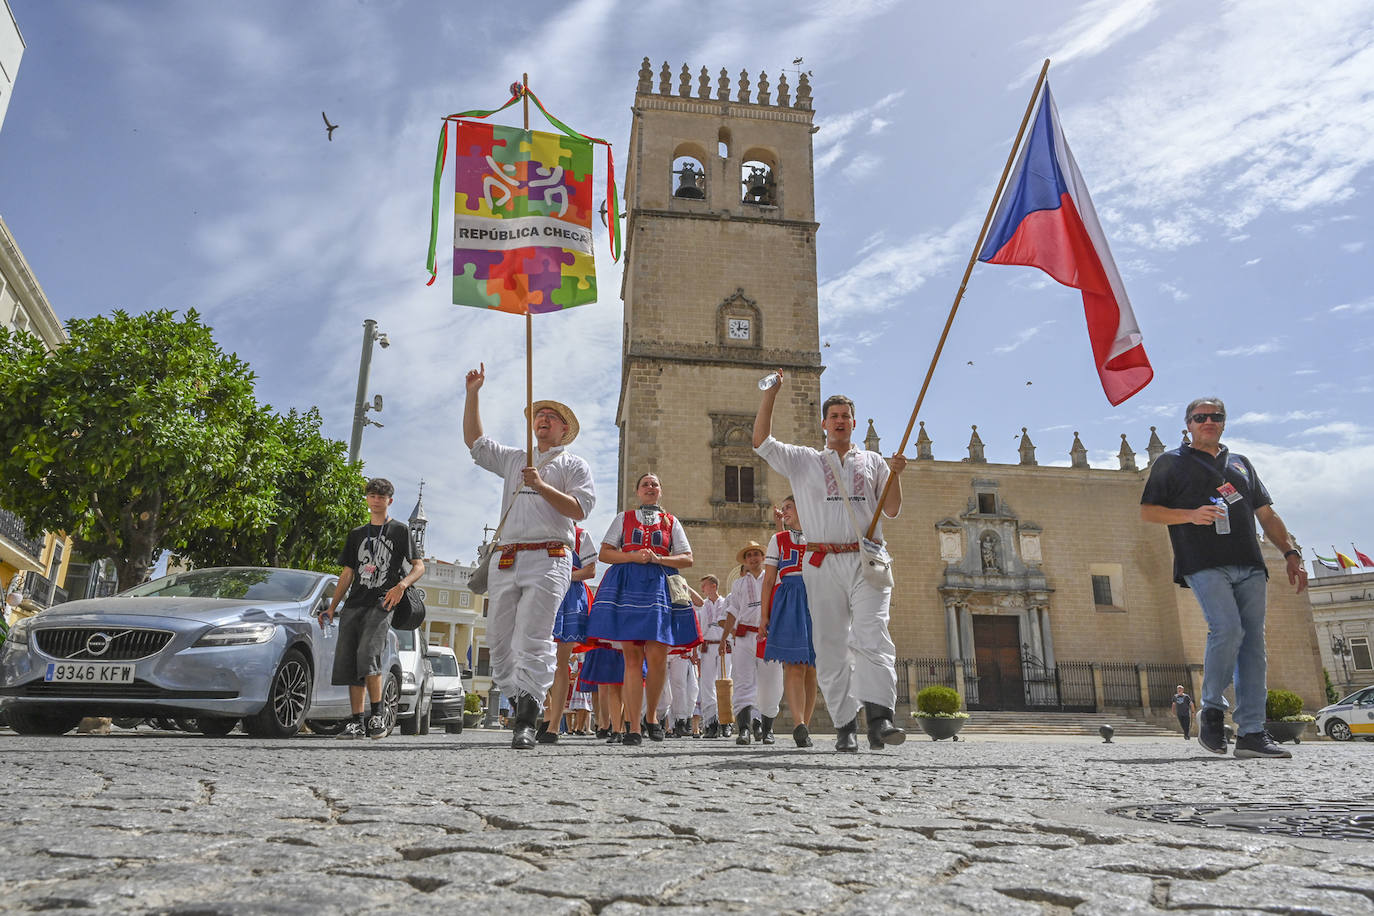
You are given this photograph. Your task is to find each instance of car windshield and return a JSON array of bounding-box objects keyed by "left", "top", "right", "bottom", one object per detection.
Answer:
[
  {"left": 122, "top": 568, "right": 321, "bottom": 603},
  {"left": 430, "top": 654, "right": 459, "bottom": 677}
]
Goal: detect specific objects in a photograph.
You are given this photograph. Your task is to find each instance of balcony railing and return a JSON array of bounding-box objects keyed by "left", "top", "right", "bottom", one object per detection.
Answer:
[
  {"left": 19, "top": 572, "right": 68, "bottom": 610},
  {"left": 0, "top": 508, "right": 44, "bottom": 561}
]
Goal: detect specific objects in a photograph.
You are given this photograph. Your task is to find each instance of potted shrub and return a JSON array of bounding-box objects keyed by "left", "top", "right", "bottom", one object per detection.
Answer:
[
  {"left": 462, "top": 692, "right": 484, "bottom": 729},
  {"left": 1264, "top": 688, "right": 1314, "bottom": 744},
  {"left": 912, "top": 685, "right": 969, "bottom": 741}
]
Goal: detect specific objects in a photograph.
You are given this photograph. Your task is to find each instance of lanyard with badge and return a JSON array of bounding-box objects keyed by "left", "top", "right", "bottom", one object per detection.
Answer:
[{"left": 1183, "top": 451, "right": 1243, "bottom": 506}]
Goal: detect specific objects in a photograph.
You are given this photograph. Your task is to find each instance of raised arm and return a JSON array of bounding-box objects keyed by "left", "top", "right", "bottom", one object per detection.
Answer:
[
  {"left": 753, "top": 368, "right": 784, "bottom": 448},
  {"left": 462, "top": 363, "right": 485, "bottom": 448}
]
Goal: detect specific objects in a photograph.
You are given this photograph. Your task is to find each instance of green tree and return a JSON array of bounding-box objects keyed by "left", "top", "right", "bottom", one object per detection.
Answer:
[
  {"left": 175, "top": 408, "right": 367, "bottom": 572},
  {"left": 0, "top": 310, "right": 281, "bottom": 590}
]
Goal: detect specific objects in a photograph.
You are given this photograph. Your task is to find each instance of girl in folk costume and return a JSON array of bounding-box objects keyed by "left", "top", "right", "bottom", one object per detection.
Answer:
[
  {"left": 586, "top": 472, "right": 698, "bottom": 746},
  {"left": 538, "top": 525, "right": 599, "bottom": 744},
  {"left": 761, "top": 495, "right": 820, "bottom": 747},
  {"left": 567, "top": 656, "right": 594, "bottom": 734},
  {"left": 580, "top": 644, "right": 626, "bottom": 742}
]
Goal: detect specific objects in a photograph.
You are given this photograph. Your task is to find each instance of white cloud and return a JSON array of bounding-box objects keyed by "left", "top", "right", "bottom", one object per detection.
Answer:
[
  {"left": 1331, "top": 299, "right": 1374, "bottom": 315},
  {"left": 1342, "top": 241, "right": 1366, "bottom": 253},
  {"left": 1244, "top": 257, "right": 1262, "bottom": 266},
  {"left": 1233, "top": 410, "right": 1328, "bottom": 424},
  {"left": 1066, "top": 2, "right": 1374, "bottom": 245},
  {"left": 817, "top": 214, "right": 977, "bottom": 322},
  {"left": 1297, "top": 422, "right": 1370, "bottom": 442},
  {"left": 1217, "top": 339, "right": 1282, "bottom": 357},
  {"left": 868, "top": 118, "right": 891, "bottom": 134},
  {"left": 1159, "top": 281, "right": 1190, "bottom": 301},
  {"left": 813, "top": 90, "right": 905, "bottom": 176},
  {"left": 1015, "top": 0, "right": 1165, "bottom": 85}
]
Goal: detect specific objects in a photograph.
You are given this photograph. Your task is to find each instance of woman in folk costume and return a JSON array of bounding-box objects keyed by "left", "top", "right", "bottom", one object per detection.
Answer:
[
  {"left": 586, "top": 472, "right": 698, "bottom": 746},
  {"left": 538, "top": 524, "right": 599, "bottom": 744},
  {"left": 761, "top": 495, "right": 820, "bottom": 747}
]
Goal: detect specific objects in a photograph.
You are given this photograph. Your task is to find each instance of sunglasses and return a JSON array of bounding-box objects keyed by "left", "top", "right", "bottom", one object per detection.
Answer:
[{"left": 1190, "top": 412, "right": 1225, "bottom": 424}]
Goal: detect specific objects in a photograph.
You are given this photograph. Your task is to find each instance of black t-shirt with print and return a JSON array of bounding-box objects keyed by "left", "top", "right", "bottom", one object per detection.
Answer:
[
  {"left": 1140, "top": 445, "right": 1273, "bottom": 586},
  {"left": 338, "top": 519, "right": 417, "bottom": 608}
]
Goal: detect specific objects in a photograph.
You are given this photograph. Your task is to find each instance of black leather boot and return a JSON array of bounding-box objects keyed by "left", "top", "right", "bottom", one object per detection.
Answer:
[
  {"left": 511, "top": 693, "right": 540, "bottom": 749},
  {"left": 703, "top": 720, "right": 719, "bottom": 739},
  {"left": 760, "top": 715, "right": 776, "bottom": 744},
  {"left": 735, "top": 707, "right": 752, "bottom": 745},
  {"left": 835, "top": 717, "right": 859, "bottom": 753},
  {"left": 864, "top": 702, "right": 906, "bottom": 749}
]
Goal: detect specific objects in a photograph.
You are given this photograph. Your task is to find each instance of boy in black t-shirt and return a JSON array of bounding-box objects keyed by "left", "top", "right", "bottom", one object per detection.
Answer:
[{"left": 321, "top": 478, "right": 425, "bottom": 739}]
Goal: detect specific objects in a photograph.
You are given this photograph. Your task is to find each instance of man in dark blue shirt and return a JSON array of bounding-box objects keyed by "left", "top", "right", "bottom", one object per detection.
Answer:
[{"left": 1141, "top": 397, "right": 1306, "bottom": 760}]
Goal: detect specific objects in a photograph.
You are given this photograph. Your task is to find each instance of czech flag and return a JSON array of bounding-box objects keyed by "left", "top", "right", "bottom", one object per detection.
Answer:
[{"left": 978, "top": 83, "right": 1152, "bottom": 406}]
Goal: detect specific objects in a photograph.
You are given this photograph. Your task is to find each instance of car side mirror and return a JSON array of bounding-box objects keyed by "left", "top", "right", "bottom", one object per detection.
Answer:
[{"left": 461, "top": 668, "right": 474, "bottom": 680}]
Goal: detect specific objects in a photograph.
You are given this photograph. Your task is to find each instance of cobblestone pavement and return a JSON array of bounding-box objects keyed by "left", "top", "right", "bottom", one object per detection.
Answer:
[{"left": 1, "top": 726, "right": 1371, "bottom": 914}]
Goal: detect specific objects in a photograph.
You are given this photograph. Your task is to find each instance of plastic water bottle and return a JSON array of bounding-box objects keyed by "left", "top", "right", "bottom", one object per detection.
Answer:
[
  {"left": 758, "top": 372, "right": 781, "bottom": 391},
  {"left": 1212, "top": 497, "right": 1230, "bottom": 535}
]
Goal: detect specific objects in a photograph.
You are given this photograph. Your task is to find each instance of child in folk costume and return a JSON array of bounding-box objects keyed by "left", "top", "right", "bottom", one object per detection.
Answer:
[
  {"left": 666, "top": 639, "right": 700, "bottom": 737},
  {"left": 538, "top": 525, "right": 599, "bottom": 744},
  {"left": 567, "top": 656, "right": 594, "bottom": 734},
  {"left": 721, "top": 542, "right": 783, "bottom": 746},
  {"left": 761, "top": 496, "right": 820, "bottom": 747},
  {"left": 689, "top": 576, "right": 731, "bottom": 738},
  {"left": 581, "top": 644, "right": 626, "bottom": 742},
  {"left": 586, "top": 472, "right": 698, "bottom": 746}
]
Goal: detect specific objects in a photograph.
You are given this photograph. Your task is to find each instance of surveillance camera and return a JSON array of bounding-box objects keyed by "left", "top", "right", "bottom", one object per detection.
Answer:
[
  {"left": 376, "top": 333, "right": 390, "bottom": 349},
  {"left": 373, "top": 394, "right": 383, "bottom": 411}
]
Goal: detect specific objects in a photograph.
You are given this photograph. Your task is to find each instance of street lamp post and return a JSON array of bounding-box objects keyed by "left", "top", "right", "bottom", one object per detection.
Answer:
[
  {"left": 1331, "top": 635, "right": 1353, "bottom": 692},
  {"left": 348, "top": 318, "right": 389, "bottom": 464}
]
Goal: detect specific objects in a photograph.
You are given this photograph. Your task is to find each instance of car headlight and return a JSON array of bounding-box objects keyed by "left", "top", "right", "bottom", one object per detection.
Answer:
[
  {"left": 5, "top": 617, "right": 32, "bottom": 646},
  {"left": 194, "top": 622, "right": 278, "bottom": 647},
  {"left": 402, "top": 671, "right": 416, "bottom": 687}
]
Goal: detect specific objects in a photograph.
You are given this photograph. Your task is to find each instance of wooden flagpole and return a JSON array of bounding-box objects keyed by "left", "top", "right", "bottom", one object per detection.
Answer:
[
  {"left": 523, "top": 72, "right": 534, "bottom": 466},
  {"left": 864, "top": 58, "right": 1051, "bottom": 540}
]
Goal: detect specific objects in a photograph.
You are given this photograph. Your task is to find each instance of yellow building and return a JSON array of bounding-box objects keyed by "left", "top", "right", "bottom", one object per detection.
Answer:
[{"left": 1, "top": 215, "right": 78, "bottom": 621}]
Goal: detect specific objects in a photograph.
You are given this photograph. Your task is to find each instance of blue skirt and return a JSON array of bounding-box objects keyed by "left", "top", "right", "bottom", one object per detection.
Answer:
[
  {"left": 586, "top": 563, "right": 701, "bottom": 647},
  {"left": 579, "top": 647, "right": 625, "bottom": 685},
  {"left": 763, "top": 575, "right": 816, "bottom": 665},
  {"left": 552, "top": 581, "right": 590, "bottom": 643}
]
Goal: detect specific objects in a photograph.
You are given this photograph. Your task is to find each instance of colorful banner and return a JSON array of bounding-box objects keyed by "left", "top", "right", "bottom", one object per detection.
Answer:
[{"left": 447, "top": 121, "right": 597, "bottom": 314}]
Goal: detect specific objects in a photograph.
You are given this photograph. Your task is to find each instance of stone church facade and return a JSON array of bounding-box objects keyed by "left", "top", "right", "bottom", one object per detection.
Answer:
[{"left": 616, "top": 59, "right": 1326, "bottom": 718}]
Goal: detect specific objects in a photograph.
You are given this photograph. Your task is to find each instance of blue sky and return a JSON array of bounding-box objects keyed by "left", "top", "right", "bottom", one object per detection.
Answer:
[{"left": 2, "top": 0, "right": 1372, "bottom": 570}]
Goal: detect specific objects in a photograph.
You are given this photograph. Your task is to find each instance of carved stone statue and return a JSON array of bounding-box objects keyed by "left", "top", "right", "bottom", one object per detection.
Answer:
[{"left": 980, "top": 534, "right": 1000, "bottom": 573}]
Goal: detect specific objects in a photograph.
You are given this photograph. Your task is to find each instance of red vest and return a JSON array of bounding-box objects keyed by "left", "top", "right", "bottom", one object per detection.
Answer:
[
  {"left": 774, "top": 530, "right": 807, "bottom": 578},
  {"left": 621, "top": 509, "right": 675, "bottom": 557}
]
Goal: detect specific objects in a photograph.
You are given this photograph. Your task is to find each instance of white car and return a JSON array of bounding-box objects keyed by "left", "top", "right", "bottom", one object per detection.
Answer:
[
  {"left": 395, "top": 626, "right": 434, "bottom": 735},
  {"left": 1315, "top": 685, "right": 1374, "bottom": 742},
  {"left": 426, "top": 645, "right": 468, "bottom": 734}
]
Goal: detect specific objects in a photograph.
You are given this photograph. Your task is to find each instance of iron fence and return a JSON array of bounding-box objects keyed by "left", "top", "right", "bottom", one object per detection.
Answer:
[
  {"left": 1056, "top": 661, "right": 1097, "bottom": 712},
  {"left": 0, "top": 508, "right": 44, "bottom": 561},
  {"left": 1144, "top": 663, "right": 1192, "bottom": 709},
  {"left": 1022, "top": 659, "right": 1061, "bottom": 708},
  {"left": 1100, "top": 661, "right": 1142, "bottom": 707}
]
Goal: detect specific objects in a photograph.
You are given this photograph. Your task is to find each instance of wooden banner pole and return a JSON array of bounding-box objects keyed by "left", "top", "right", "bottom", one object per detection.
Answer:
[
  {"left": 523, "top": 72, "right": 534, "bottom": 466},
  {"left": 864, "top": 58, "right": 1050, "bottom": 541}
]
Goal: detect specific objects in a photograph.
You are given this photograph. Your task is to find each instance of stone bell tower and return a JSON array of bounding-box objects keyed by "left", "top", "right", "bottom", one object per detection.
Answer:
[{"left": 617, "top": 58, "right": 823, "bottom": 582}]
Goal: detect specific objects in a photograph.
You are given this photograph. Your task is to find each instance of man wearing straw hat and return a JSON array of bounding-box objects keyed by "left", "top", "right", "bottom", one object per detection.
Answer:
[
  {"left": 753, "top": 372, "right": 908, "bottom": 752},
  {"left": 464, "top": 363, "right": 596, "bottom": 750}
]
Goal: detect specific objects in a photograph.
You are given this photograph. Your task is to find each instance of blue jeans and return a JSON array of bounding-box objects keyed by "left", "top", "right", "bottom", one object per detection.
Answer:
[{"left": 1184, "top": 565, "right": 1268, "bottom": 736}]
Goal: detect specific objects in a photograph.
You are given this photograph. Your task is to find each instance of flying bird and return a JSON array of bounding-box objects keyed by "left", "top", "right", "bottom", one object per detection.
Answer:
[
  {"left": 1026, "top": 381, "right": 1033, "bottom": 386},
  {"left": 792, "top": 57, "right": 804, "bottom": 66},
  {"left": 966, "top": 360, "right": 974, "bottom": 366},
  {"left": 322, "top": 111, "right": 338, "bottom": 141},
  {"left": 823, "top": 340, "right": 831, "bottom": 348}
]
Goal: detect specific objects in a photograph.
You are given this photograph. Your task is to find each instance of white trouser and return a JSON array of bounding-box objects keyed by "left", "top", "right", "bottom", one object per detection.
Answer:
[
  {"left": 668, "top": 654, "right": 698, "bottom": 722},
  {"left": 800, "top": 552, "right": 896, "bottom": 724},
  {"left": 656, "top": 674, "right": 672, "bottom": 720},
  {"left": 486, "top": 549, "right": 572, "bottom": 704},
  {"left": 757, "top": 658, "right": 784, "bottom": 719},
  {"left": 697, "top": 643, "right": 731, "bottom": 722},
  {"left": 731, "top": 632, "right": 759, "bottom": 716}
]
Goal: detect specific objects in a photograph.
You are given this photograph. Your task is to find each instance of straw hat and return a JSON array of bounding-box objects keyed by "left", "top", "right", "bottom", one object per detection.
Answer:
[
  {"left": 736, "top": 540, "right": 766, "bottom": 564},
  {"left": 526, "top": 399, "right": 580, "bottom": 445}
]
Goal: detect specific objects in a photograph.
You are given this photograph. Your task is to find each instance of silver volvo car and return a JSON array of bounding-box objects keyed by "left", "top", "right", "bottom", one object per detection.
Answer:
[{"left": 0, "top": 567, "right": 402, "bottom": 738}]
